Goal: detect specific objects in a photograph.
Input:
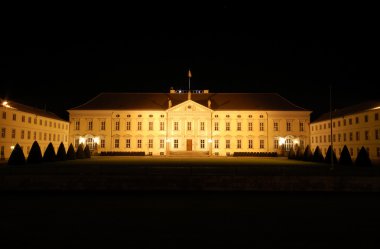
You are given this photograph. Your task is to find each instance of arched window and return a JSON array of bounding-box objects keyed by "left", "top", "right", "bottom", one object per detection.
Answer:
[{"left": 285, "top": 139, "right": 293, "bottom": 151}]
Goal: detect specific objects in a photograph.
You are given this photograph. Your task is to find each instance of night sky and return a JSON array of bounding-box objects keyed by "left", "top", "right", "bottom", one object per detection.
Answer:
[{"left": 1, "top": 2, "right": 378, "bottom": 121}]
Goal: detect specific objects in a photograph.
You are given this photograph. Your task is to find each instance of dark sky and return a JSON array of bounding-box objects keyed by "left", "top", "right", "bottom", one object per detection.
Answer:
[{"left": 1, "top": 2, "right": 378, "bottom": 121}]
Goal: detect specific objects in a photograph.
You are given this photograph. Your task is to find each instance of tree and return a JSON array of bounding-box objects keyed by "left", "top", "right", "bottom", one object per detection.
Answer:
[
  {"left": 312, "top": 146, "right": 325, "bottom": 163},
  {"left": 288, "top": 147, "right": 296, "bottom": 159},
  {"left": 355, "top": 146, "right": 372, "bottom": 167},
  {"left": 339, "top": 145, "right": 353, "bottom": 166},
  {"left": 27, "top": 141, "right": 43, "bottom": 164},
  {"left": 295, "top": 145, "right": 304, "bottom": 160},
  {"left": 56, "top": 142, "right": 67, "bottom": 161},
  {"left": 76, "top": 143, "right": 85, "bottom": 159},
  {"left": 43, "top": 142, "right": 56, "bottom": 162},
  {"left": 8, "top": 144, "right": 25, "bottom": 165},
  {"left": 303, "top": 145, "right": 313, "bottom": 161},
  {"left": 84, "top": 144, "right": 91, "bottom": 158},
  {"left": 67, "top": 144, "right": 76, "bottom": 160},
  {"left": 324, "top": 145, "right": 338, "bottom": 164}
]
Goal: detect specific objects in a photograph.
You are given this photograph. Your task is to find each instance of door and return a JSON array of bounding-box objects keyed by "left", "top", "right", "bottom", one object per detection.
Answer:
[{"left": 186, "top": 139, "right": 192, "bottom": 151}]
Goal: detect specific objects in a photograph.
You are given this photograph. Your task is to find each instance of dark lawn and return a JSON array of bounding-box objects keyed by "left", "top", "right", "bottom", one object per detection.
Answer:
[
  {"left": 1, "top": 192, "right": 379, "bottom": 248},
  {"left": 0, "top": 156, "right": 379, "bottom": 177}
]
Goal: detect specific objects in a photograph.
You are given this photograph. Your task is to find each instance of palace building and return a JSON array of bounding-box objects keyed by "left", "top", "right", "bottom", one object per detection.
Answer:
[
  {"left": 0, "top": 99, "right": 70, "bottom": 160},
  {"left": 68, "top": 90, "right": 311, "bottom": 156},
  {"left": 310, "top": 100, "right": 380, "bottom": 162}
]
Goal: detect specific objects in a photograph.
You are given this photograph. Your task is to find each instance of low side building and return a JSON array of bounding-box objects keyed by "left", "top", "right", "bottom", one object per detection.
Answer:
[
  {"left": 0, "top": 99, "right": 70, "bottom": 160},
  {"left": 310, "top": 100, "right": 380, "bottom": 162},
  {"left": 68, "top": 90, "right": 311, "bottom": 156}
]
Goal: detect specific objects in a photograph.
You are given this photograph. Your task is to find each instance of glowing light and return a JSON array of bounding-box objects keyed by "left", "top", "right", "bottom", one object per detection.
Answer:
[
  {"left": 166, "top": 138, "right": 171, "bottom": 142},
  {"left": 10, "top": 145, "right": 15, "bottom": 150},
  {"left": 93, "top": 137, "right": 100, "bottom": 144},
  {"left": 79, "top": 137, "right": 86, "bottom": 145},
  {"left": 2, "top": 101, "right": 13, "bottom": 108},
  {"left": 208, "top": 139, "right": 212, "bottom": 143},
  {"left": 372, "top": 106, "right": 380, "bottom": 110},
  {"left": 279, "top": 137, "right": 286, "bottom": 145}
]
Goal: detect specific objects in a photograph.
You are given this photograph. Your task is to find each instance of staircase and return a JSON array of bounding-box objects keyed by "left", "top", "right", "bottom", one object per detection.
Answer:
[{"left": 168, "top": 151, "right": 210, "bottom": 157}]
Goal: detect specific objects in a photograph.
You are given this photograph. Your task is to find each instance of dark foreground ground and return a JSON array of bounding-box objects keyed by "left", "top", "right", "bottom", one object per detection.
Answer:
[{"left": 1, "top": 192, "right": 379, "bottom": 248}]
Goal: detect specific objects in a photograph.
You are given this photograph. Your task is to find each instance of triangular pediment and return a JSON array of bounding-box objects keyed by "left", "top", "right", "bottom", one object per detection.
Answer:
[{"left": 167, "top": 100, "right": 212, "bottom": 113}]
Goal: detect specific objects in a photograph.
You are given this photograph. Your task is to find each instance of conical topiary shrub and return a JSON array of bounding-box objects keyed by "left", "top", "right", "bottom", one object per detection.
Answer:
[
  {"left": 288, "top": 147, "right": 296, "bottom": 160},
  {"left": 76, "top": 144, "right": 85, "bottom": 159},
  {"left": 339, "top": 145, "right": 353, "bottom": 166},
  {"left": 84, "top": 144, "right": 91, "bottom": 158},
  {"left": 324, "top": 145, "right": 338, "bottom": 164},
  {"left": 355, "top": 146, "right": 372, "bottom": 167},
  {"left": 8, "top": 144, "right": 26, "bottom": 165},
  {"left": 67, "top": 144, "right": 76, "bottom": 160},
  {"left": 303, "top": 145, "right": 313, "bottom": 161},
  {"left": 43, "top": 142, "right": 56, "bottom": 162},
  {"left": 312, "top": 146, "right": 325, "bottom": 163},
  {"left": 295, "top": 145, "right": 304, "bottom": 160},
  {"left": 27, "top": 141, "right": 43, "bottom": 164},
  {"left": 56, "top": 142, "right": 67, "bottom": 161}
]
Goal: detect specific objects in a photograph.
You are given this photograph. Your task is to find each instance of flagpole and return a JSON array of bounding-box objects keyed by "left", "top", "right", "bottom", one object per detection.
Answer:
[
  {"left": 188, "top": 69, "right": 191, "bottom": 91},
  {"left": 330, "top": 84, "right": 334, "bottom": 170}
]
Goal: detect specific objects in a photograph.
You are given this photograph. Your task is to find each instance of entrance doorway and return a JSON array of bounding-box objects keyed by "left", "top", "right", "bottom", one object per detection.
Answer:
[{"left": 186, "top": 139, "right": 192, "bottom": 151}]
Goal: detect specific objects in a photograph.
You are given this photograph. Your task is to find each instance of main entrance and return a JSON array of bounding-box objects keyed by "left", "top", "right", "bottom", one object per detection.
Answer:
[{"left": 186, "top": 139, "right": 192, "bottom": 151}]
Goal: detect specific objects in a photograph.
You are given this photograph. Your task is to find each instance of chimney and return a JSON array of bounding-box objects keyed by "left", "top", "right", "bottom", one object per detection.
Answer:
[
  {"left": 168, "top": 99, "right": 172, "bottom": 108},
  {"left": 208, "top": 99, "right": 211, "bottom": 108}
]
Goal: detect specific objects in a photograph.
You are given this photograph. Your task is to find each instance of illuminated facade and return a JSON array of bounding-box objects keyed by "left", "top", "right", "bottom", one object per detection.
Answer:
[
  {"left": 68, "top": 90, "right": 311, "bottom": 156},
  {"left": 0, "top": 99, "right": 69, "bottom": 160},
  {"left": 310, "top": 101, "right": 380, "bottom": 162}
]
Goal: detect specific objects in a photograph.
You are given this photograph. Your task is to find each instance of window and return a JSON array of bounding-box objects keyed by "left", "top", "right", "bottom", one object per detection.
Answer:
[
  {"left": 349, "top": 118, "right": 352, "bottom": 125},
  {"left": 343, "top": 133, "right": 346, "bottom": 142},
  {"left": 12, "top": 114, "right": 16, "bottom": 121},
  {"left": 127, "top": 114, "right": 131, "bottom": 118},
  {"left": 324, "top": 124, "right": 326, "bottom": 129},
  {"left": 274, "top": 122, "right": 278, "bottom": 131},
  {"left": 350, "top": 132, "right": 353, "bottom": 141},
  {"left": 174, "top": 139, "right": 178, "bottom": 148},
  {"left": 377, "top": 148, "right": 380, "bottom": 157},
  {"left": 324, "top": 135, "right": 326, "bottom": 143},
  {"left": 311, "top": 137, "right": 314, "bottom": 143},
  {"left": 149, "top": 122, "right": 153, "bottom": 131},
  {"left": 338, "top": 134, "right": 341, "bottom": 142},
  {"left": 58, "top": 123, "right": 60, "bottom": 129},
  {"left": 365, "top": 130, "right": 369, "bottom": 140},
  {"left": 260, "top": 115, "right": 264, "bottom": 118},
  {"left": 300, "top": 122, "right": 304, "bottom": 132},
  {"left": 248, "top": 115, "right": 252, "bottom": 118},
  {"left": 11, "top": 129, "right": 15, "bottom": 139},
  {"left": 350, "top": 148, "right": 353, "bottom": 156},
  {"left": 214, "top": 122, "right": 219, "bottom": 131},
  {"left": 22, "top": 116, "right": 25, "bottom": 122},
  {"left": 226, "top": 140, "right": 230, "bottom": 149},
  {"left": 200, "top": 122, "right": 205, "bottom": 131},
  {"left": 286, "top": 122, "right": 291, "bottom": 131},
  {"left": 337, "top": 121, "right": 341, "bottom": 127},
  {"left": 101, "top": 140, "right": 105, "bottom": 148},
  {"left": 57, "top": 134, "right": 59, "bottom": 141},
  {"left": 260, "top": 140, "right": 264, "bottom": 149},
  {"left": 248, "top": 122, "right": 253, "bottom": 131},
  {"left": 226, "top": 122, "right": 230, "bottom": 131},
  {"left": 160, "top": 122, "right": 165, "bottom": 131},
  {"left": 21, "top": 130, "right": 24, "bottom": 139},
  {"left": 174, "top": 122, "right": 179, "bottom": 131},
  {"left": 187, "top": 122, "right": 192, "bottom": 131},
  {"left": 200, "top": 139, "right": 205, "bottom": 149},
  {"left": 376, "top": 129, "right": 379, "bottom": 140},
  {"left": 115, "top": 121, "right": 120, "bottom": 131},
  {"left": 160, "top": 139, "right": 164, "bottom": 149},
  {"left": 49, "top": 134, "right": 51, "bottom": 141},
  {"left": 101, "top": 121, "right": 106, "bottom": 130},
  {"left": 237, "top": 115, "right": 241, "bottom": 118},
  {"left": 214, "top": 115, "right": 218, "bottom": 118},
  {"left": 53, "top": 134, "right": 55, "bottom": 141},
  {"left": 343, "top": 119, "right": 346, "bottom": 126},
  {"left": 226, "top": 115, "right": 230, "bottom": 118},
  {"left": 356, "top": 131, "right": 360, "bottom": 141},
  {"left": 27, "top": 131, "right": 31, "bottom": 140},
  {"left": 333, "top": 122, "right": 335, "bottom": 128},
  {"left": 355, "top": 117, "right": 359, "bottom": 124},
  {"left": 125, "top": 121, "right": 130, "bottom": 130},
  {"left": 115, "top": 139, "right": 119, "bottom": 148},
  {"left": 236, "top": 122, "right": 241, "bottom": 131},
  {"left": 138, "top": 114, "right": 142, "bottom": 118},
  {"left": 126, "top": 139, "right": 130, "bottom": 148},
  {"left": 160, "top": 115, "right": 164, "bottom": 118},
  {"left": 214, "top": 140, "right": 219, "bottom": 149},
  {"left": 260, "top": 122, "right": 264, "bottom": 131},
  {"left": 332, "top": 134, "right": 335, "bottom": 142},
  {"left": 365, "top": 115, "right": 368, "bottom": 122},
  {"left": 137, "top": 139, "right": 142, "bottom": 148},
  {"left": 75, "top": 121, "right": 80, "bottom": 130},
  {"left": 249, "top": 139, "right": 253, "bottom": 149},
  {"left": 149, "top": 114, "right": 153, "bottom": 118},
  {"left": 149, "top": 139, "right": 153, "bottom": 148},
  {"left": 44, "top": 133, "right": 47, "bottom": 141},
  {"left": 375, "top": 113, "right": 379, "bottom": 121},
  {"left": 40, "top": 119, "right": 42, "bottom": 125},
  {"left": 137, "top": 122, "right": 142, "bottom": 130},
  {"left": 49, "top": 121, "right": 51, "bottom": 126},
  {"left": 284, "top": 139, "right": 292, "bottom": 151},
  {"left": 88, "top": 121, "right": 93, "bottom": 130},
  {"left": 237, "top": 139, "right": 241, "bottom": 149}
]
